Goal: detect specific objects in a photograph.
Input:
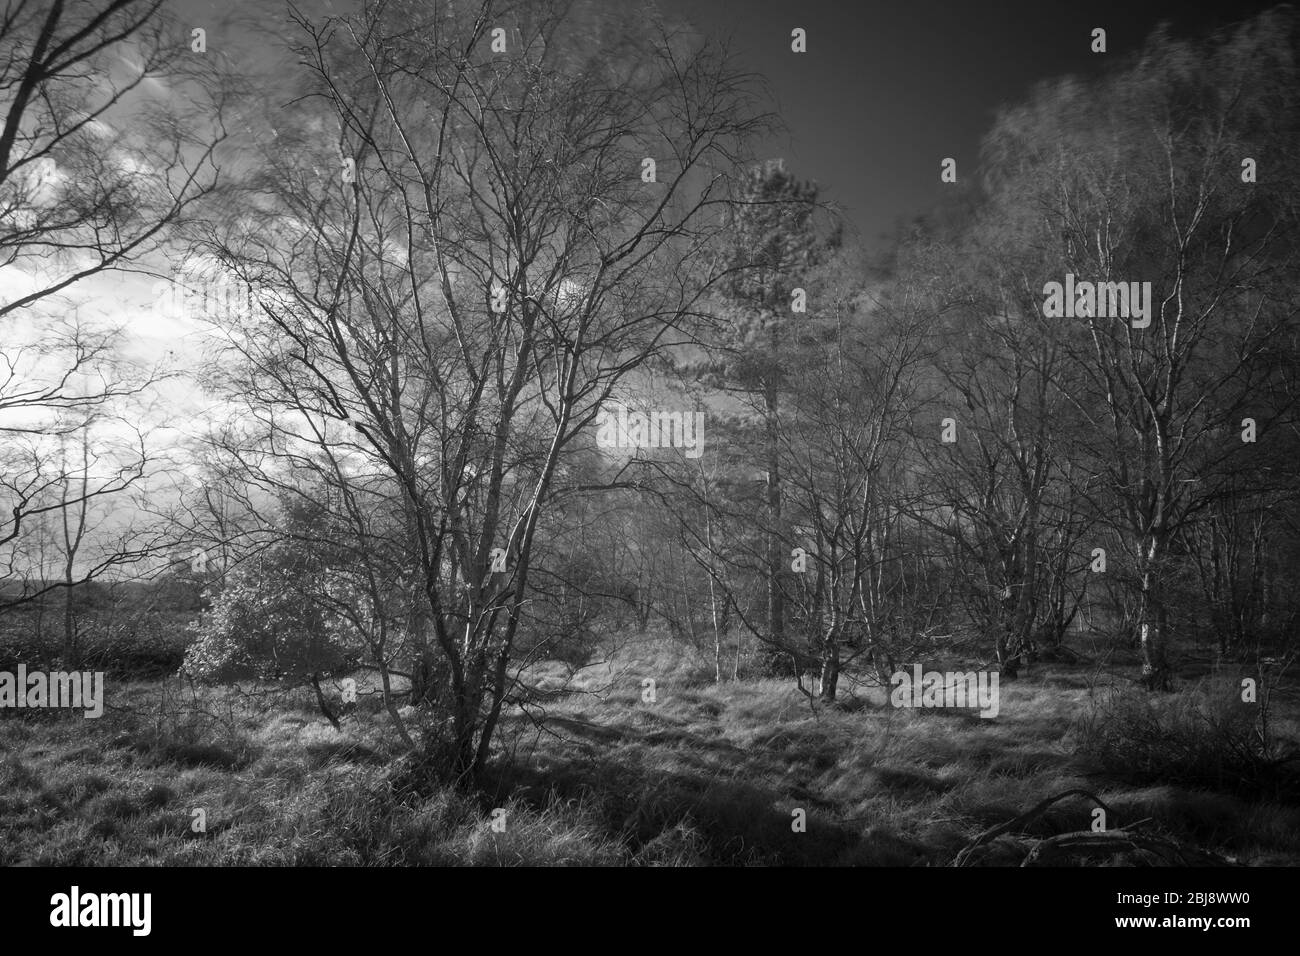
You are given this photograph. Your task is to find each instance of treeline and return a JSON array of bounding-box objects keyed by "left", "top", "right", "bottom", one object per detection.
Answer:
[{"left": 539, "top": 9, "right": 1300, "bottom": 702}]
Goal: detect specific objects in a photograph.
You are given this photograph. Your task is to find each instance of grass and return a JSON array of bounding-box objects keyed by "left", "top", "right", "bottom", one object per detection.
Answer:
[{"left": 1, "top": 634, "right": 1297, "bottom": 865}]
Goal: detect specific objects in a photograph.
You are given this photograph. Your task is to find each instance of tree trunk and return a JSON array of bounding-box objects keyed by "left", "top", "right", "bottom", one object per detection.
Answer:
[
  {"left": 733, "top": 616, "right": 741, "bottom": 681},
  {"left": 377, "top": 662, "right": 414, "bottom": 748},
  {"left": 310, "top": 673, "right": 341, "bottom": 731},
  {"left": 997, "top": 633, "right": 1021, "bottom": 680},
  {"left": 679, "top": 563, "right": 700, "bottom": 647},
  {"left": 997, "top": 586, "right": 1021, "bottom": 679},
  {"left": 450, "top": 692, "right": 478, "bottom": 786},
  {"left": 765, "top": 383, "right": 784, "bottom": 648},
  {"left": 410, "top": 647, "right": 437, "bottom": 706},
  {"left": 705, "top": 502, "right": 723, "bottom": 683},
  {"left": 1138, "top": 540, "right": 1172, "bottom": 691},
  {"left": 62, "top": 582, "right": 77, "bottom": 669},
  {"left": 818, "top": 634, "right": 840, "bottom": 703}
]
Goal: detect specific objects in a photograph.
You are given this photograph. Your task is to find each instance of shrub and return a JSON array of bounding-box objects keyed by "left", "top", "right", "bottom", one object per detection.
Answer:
[
  {"left": 1077, "top": 679, "right": 1300, "bottom": 801},
  {"left": 182, "top": 547, "right": 362, "bottom": 686}
]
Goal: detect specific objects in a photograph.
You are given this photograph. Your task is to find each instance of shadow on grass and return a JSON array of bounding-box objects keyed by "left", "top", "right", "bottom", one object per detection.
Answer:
[
  {"left": 491, "top": 754, "right": 867, "bottom": 864},
  {"left": 486, "top": 710, "right": 878, "bottom": 864}
]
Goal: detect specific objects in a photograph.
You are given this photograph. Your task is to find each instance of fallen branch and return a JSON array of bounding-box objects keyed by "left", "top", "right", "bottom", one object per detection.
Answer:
[
  {"left": 953, "top": 787, "right": 1238, "bottom": 867},
  {"left": 1021, "top": 829, "right": 1235, "bottom": 867},
  {"left": 952, "top": 788, "right": 1114, "bottom": 867}
]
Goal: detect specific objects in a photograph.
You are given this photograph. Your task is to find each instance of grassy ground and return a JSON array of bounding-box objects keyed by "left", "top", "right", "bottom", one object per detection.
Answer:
[{"left": 2, "top": 637, "right": 1298, "bottom": 865}]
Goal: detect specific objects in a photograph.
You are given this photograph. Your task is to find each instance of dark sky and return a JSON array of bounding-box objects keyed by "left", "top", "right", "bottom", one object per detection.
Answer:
[{"left": 660, "top": 0, "right": 1285, "bottom": 248}]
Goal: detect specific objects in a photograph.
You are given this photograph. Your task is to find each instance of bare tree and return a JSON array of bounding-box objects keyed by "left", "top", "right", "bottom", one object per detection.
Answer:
[
  {"left": 0, "top": 0, "right": 226, "bottom": 624},
  {"left": 196, "top": 0, "right": 766, "bottom": 783},
  {"left": 977, "top": 12, "right": 1300, "bottom": 688}
]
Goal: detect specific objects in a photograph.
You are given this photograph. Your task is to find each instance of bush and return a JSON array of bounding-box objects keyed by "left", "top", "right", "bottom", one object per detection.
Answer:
[
  {"left": 1077, "top": 679, "right": 1300, "bottom": 801},
  {"left": 751, "top": 640, "right": 819, "bottom": 680},
  {"left": 182, "top": 546, "right": 362, "bottom": 685}
]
